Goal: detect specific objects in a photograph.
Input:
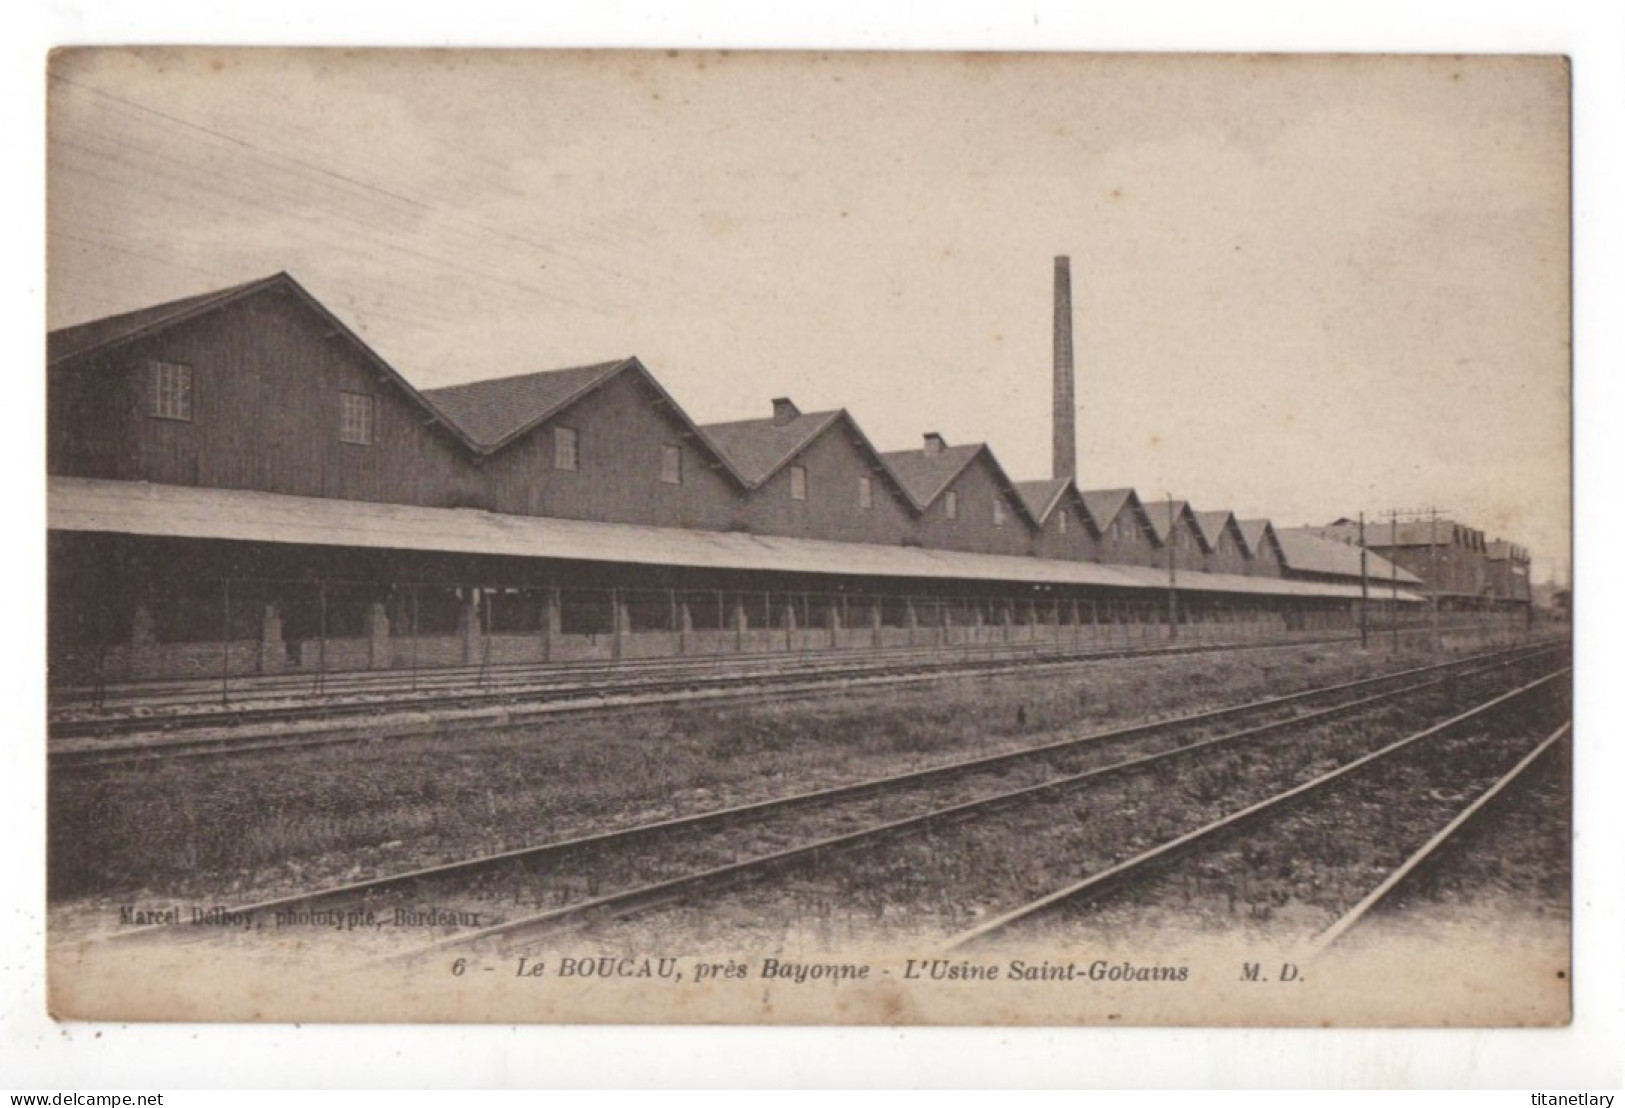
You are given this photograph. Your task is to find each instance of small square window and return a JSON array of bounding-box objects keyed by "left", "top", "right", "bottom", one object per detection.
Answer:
[
  {"left": 858, "top": 475, "right": 873, "bottom": 510},
  {"left": 661, "top": 443, "right": 683, "bottom": 485},
  {"left": 944, "top": 490, "right": 958, "bottom": 520},
  {"left": 339, "top": 392, "right": 374, "bottom": 445},
  {"left": 555, "top": 426, "right": 579, "bottom": 471},
  {"left": 790, "top": 465, "right": 808, "bottom": 501},
  {"left": 151, "top": 361, "right": 193, "bottom": 421}
]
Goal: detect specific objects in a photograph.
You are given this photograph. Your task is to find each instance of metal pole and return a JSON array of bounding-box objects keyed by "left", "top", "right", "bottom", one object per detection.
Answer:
[
  {"left": 220, "top": 578, "right": 231, "bottom": 707},
  {"left": 1389, "top": 511, "right": 1399, "bottom": 653},
  {"left": 316, "top": 579, "right": 328, "bottom": 695},
  {"left": 1166, "top": 493, "right": 1178, "bottom": 641},
  {"left": 1359, "top": 511, "right": 1369, "bottom": 649},
  {"left": 1429, "top": 508, "right": 1441, "bottom": 651}
]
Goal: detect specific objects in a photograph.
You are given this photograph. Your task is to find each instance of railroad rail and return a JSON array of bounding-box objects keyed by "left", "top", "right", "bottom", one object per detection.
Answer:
[
  {"left": 1302, "top": 720, "right": 1571, "bottom": 956},
  {"left": 50, "top": 630, "right": 1415, "bottom": 761},
  {"left": 72, "top": 639, "right": 1565, "bottom": 962},
  {"left": 935, "top": 669, "right": 1570, "bottom": 952}
]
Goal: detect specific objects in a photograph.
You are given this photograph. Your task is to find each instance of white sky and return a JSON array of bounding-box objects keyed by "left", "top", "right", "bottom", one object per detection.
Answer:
[{"left": 47, "top": 49, "right": 1571, "bottom": 580}]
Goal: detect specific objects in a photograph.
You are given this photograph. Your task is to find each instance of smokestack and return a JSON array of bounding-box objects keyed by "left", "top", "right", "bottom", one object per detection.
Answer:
[{"left": 1053, "top": 255, "right": 1076, "bottom": 481}]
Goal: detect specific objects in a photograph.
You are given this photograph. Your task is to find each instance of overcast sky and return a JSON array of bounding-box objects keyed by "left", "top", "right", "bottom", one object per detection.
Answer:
[{"left": 47, "top": 49, "right": 1571, "bottom": 580}]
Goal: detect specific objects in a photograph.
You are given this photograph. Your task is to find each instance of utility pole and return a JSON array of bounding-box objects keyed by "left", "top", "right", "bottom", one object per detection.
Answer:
[
  {"left": 1359, "top": 511, "right": 1369, "bottom": 649},
  {"left": 1166, "top": 492, "right": 1178, "bottom": 641},
  {"left": 1428, "top": 507, "right": 1441, "bottom": 651},
  {"left": 1389, "top": 509, "right": 1399, "bottom": 653}
]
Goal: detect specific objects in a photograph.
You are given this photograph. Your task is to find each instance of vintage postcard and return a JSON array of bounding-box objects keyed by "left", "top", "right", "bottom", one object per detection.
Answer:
[{"left": 44, "top": 48, "right": 1572, "bottom": 1026}]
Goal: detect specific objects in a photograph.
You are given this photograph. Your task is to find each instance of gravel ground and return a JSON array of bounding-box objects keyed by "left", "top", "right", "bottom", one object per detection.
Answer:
[
  {"left": 511, "top": 653, "right": 1568, "bottom": 957},
  {"left": 48, "top": 635, "right": 1560, "bottom": 958}
]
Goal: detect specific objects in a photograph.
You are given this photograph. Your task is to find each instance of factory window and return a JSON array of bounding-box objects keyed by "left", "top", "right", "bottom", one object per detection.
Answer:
[
  {"left": 790, "top": 465, "right": 808, "bottom": 501},
  {"left": 661, "top": 443, "right": 683, "bottom": 485},
  {"left": 150, "top": 361, "right": 193, "bottom": 421},
  {"left": 858, "top": 474, "right": 873, "bottom": 510},
  {"left": 554, "top": 426, "right": 579, "bottom": 471},
  {"left": 944, "top": 490, "right": 958, "bottom": 520},
  {"left": 339, "top": 392, "right": 374, "bottom": 445},
  {"left": 993, "top": 498, "right": 1007, "bottom": 527},
  {"left": 1058, "top": 511, "right": 1068, "bottom": 535}
]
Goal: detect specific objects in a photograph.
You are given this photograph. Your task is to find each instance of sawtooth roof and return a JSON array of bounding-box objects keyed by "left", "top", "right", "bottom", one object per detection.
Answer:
[
  {"left": 1235, "top": 518, "right": 1283, "bottom": 558},
  {"left": 1142, "top": 499, "right": 1206, "bottom": 548},
  {"left": 1012, "top": 478, "right": 1071, "bottom": 523},
  {"left": 699, "top": 409, "right": 844, "bottom": 486},
  {"left": 1078, "top": 488, "right": 1141, "bottom": 534},
  {"left": 879, "top": 443, "right": 985, "bottom": 507},
  {"left": 1191, "top": 509, "right": 1239, "bottom": 550},
  {"left": 422, "top": 361, "right": 630, "bottom": 450}
]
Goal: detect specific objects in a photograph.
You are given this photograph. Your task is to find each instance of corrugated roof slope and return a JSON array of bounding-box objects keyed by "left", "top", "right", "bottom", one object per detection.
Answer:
[
  {"left": 422, "top": 361, "right": 630, "bottom": 449},
  {"left": 700, "top": 410, "right": 843, "bottom": 486},
  {"left": 49, "top": 476, "right": 1428, "bottom": 604},
  {"left": 1275, "top": 528, "right": 1425, "bottom": 585}
]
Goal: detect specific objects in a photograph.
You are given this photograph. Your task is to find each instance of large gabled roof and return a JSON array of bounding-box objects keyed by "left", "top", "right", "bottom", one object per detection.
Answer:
[
  {"left": 422, "top": 356, "right": 748, "bottom": 484},
  {"left": 879, "top": 440, "right": 1038, "bottom": 526},
  {"left": 1142, "top": 499, "right": 1209, "bottom": 550},
  {"left": 1012, "top": 478, "right": 1070, "bottom": 522},
  {"left": 1013, "top": 478, "right": 1102, "bottom": 535},
  {"left": 47, "top": 271, "right": 485, "bottom": 455},
  {"left": 422, "top": 361, "right": 631, "bottom": 450},
  {"left": 1191, "top": 509, "right": 1243, "bottom": 551},
  {"left": 699, "top": 408, "right": 844, "bottom": 486},
  {"left": 700, "top": 406, "right": 917, "bottom": 508},
  {"left": 880, "top": 442, "right": 983, "bottom": 507},
  {"left": 1078, "top": 488, "right": 1142, "bottom": 534},
  {"left": 1235, "top": 518, "right": 1285, "bottom": 559},
  {"left": 47, "top": 275, "right": 276, "bottom": 365}
]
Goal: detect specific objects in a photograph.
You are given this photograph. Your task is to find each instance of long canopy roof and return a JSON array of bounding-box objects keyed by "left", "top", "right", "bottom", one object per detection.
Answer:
[{"left": 50, "top": 477, "right": 1423, "bottom": 603}]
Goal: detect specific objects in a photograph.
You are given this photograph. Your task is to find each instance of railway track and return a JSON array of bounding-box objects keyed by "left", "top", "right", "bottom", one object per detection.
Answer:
[
  {"left": 935, "top": 678, "right": 1571, "bottom": 953},
  {"left": 74, "top": 639, "right": 1565, "bottom": 963},
  {"left": 1302, "top": 720, "right": 1570, "bottom": 956},
  {"left": 51, "top": 630, "right": 1418, "bottom": 763}
]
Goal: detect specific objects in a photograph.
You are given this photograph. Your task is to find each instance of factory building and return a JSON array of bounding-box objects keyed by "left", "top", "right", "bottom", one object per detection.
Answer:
[
  {"left": 1310, "top": 519, "right": 1530, "bottom": 609},
  {"left": 1235, "top": 519, "right": 1288, "bottom": 578},
  {"left": 46, "top": 264, "right": 1436, "bottom": 684}
]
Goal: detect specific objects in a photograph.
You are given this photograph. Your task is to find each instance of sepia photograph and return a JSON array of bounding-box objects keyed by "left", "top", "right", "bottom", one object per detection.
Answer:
[{"left": 42, "top": 47, "right": 1573, "bottom": 1028}]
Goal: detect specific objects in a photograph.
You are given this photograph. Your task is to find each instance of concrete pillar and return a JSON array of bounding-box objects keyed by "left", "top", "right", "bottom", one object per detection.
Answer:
[
  {"left": 733, "top": 594, "right": 748, "bottom": 653},
  {"left": 542, "top": 587, "right": 559, "bottom": 663},
  {"left": 459, "top": 591, "right": 481, "bottom": 665},
  {"left": 677, "top": 595, "right": 693, "bottom": 656},
  {"left": 972, "top": 600, "right": 985, "bottom": 644},
  {"left": 611, "top": 588, "right": 627, "bottom": 661},
  {"left": 260, "top": 603, "right": 285, "bottom": 674},
  {"left": 871, "top": 598, "right": 883, "bottom": 648},
  {"left": 366, "top": 601, "right": 390, "bottom": 670},
  {"left": 132, "top": 603, "right": 156, "bottom": 646}
]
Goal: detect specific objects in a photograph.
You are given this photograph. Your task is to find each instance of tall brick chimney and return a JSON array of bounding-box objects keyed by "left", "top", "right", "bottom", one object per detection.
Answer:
[{"left": 1053, "top": 255, "right": 1076, "bottom": 481}]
